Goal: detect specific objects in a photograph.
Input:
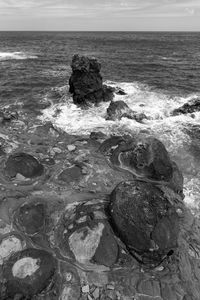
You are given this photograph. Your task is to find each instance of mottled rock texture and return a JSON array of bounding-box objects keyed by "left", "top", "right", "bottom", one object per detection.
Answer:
[{"left": 69, "top": 54, "right": 114, "bottom": 106}]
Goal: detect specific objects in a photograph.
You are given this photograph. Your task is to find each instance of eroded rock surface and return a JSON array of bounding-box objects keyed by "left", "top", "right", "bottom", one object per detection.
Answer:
[
  {"left": 109, "top": 180, "right": 180, "bottom": 266},
  {"left": 100, "top": 135, "right": 184, "bottom": 194},
  {"left": 106, "top": 100, "right": 147, "bottom": 122},
  {"left": 4, "top": 152, "right": 44, "bottom": 179},
  {"left": 2, "top": 248, "right": 57, "bottom": 299},
  {"left": 69, "top": 54, "right": 114, "bottom": 106},
  {"left": 55, "top": 200, "right": 119, "bottom": 269}
]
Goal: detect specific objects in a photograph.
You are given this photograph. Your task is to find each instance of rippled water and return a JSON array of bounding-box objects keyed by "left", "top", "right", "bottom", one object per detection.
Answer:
[{"left": 1, "top": 31, "right": 200, "bottom": 213}]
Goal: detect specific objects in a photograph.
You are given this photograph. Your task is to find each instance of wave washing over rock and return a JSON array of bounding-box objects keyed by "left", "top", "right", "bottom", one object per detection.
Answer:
[
  {"left": 1, "top": 54, "right": 200, "bottom": 299},
  {"left": 0, "top": 52, "right": 38, "bottom": 61}
]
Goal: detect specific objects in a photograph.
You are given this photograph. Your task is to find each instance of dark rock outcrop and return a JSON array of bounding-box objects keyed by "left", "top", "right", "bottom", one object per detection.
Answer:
[
  {"left": 106, "top": 100, "right": 147, "bottom": 122},
  {"left": 69, "top": 54, "right": 114, "bottom": 106},
  {"left": 172, "top": 98, "right": 200, "bottom": 116},
  {"left": 3, "top": 248, "right": 57, "bottom": 298},
  {"left": 4, "top": 152, "right": 44, "bottom": 179},
  {"left": 109, "top": 180, "right": 180, "bottom": 266}
]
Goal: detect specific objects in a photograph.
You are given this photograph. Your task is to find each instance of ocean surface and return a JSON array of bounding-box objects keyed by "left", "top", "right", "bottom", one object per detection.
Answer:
[{"left": 1, "top": 31, "right": 200, "bottom": 213}]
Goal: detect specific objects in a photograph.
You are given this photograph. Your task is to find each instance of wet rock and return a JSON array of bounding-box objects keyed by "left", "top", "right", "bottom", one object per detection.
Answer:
[
  {"left": 69, "top": 54, "right": 114, "bottom": 106},
  {"left": 106, "top": 100, "right": 147, "bottom": 122},
  {"left": 56, "top": 201, "right": 118, "bottom": 269},
  {"left": 13, "top": 202, "right": 46, "bottom": 235},
  {"left": 0, "top": 109, "right": 18, "bottom": 124},
  {"left": 102, "top": 136, "right": 183, "bottom": 193},
  {"left": 109, "top": 181, "right": 180, "bottom": 266},
  {"left": 114, "top": 87, "right": 127, "bottom": 95},
  {"left": 172, "top": 98, "right": 200, "bottom": 116},
  {"left": 90, "top": 131, "right": 107, "bottom": 141},
  {"left": 67, "top": 144, "right": 76, "bottom": 151},
  {"left": 2, "top": 248, "right": 57, "bottom": 299},
  {"left": 58, "top": 165, "right": 82, "bottom": 183},
  {"left": 4, "top": 152, "right": 44, "bottom": 178}
]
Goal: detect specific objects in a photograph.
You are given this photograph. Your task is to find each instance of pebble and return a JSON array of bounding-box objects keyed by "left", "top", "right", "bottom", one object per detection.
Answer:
[
  {"left": 53, "top": 147, "right": 62, "bottom": 153},
  {"left": 67, "top": 145, "right": 76, "bottom": 151},
  {"left": 82, "top": 285, "right": 90, "bottom": 293},
  {"left": 106, "top": 284, "right": 114, "bottom": 290},
  {"left": 15, "top": 173, "right": 28, "bottom": 181},
  {"left": 93, "top": 288, "right": 100, "bottom": 299}
]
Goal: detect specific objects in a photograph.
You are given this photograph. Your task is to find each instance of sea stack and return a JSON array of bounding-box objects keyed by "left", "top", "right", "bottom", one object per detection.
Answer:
[{"left": 69, "top": 54, "right": 114, "bottom": 106}]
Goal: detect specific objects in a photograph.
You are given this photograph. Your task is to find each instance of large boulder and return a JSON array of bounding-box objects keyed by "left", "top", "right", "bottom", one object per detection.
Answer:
[
  {"left": 4, "top": 152, "right": 44, "bottom": 179},
  {"left": 109, "top": 180, "right": 180, "bottom": 266},
  {"left": 99, "top": 135, "right": 184, "bottom": 194},
  {"left": 69, "top": 54, "right": 114, "bottom": 106},
  {"left": 172, "top": 98, "right": 200, "bottom": 116},
  {"left": 106, "top": 100, "right": 147, "bottom": 122},
  {"left": 2, "top": 248, "right": 57, "bottom": 298}
]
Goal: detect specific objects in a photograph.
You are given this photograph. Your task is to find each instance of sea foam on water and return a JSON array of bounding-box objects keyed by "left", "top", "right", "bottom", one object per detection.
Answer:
[{"left": 0, "top": 52, "right": 38, "bottom": 61}]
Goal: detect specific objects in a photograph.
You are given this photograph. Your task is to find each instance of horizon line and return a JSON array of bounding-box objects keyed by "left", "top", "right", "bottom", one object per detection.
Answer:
[{"left": 0, "top": 30, "right": 200, "bottom": 32}]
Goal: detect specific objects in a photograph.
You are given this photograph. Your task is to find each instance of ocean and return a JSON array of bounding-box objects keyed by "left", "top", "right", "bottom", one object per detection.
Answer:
[{"left": 1, "top": 31, "right": 200, "bottom": 213}]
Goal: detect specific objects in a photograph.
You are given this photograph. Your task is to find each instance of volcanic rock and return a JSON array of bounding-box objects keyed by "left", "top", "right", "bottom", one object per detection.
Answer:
[
  {"left": 58, "top": 165, "right": 82, "bottom": 183},
  {"left": 172, "top": 98, "right": 200, "bottom": 116},
  {"left": 56, "top": 201, "right": 118, "bottom": 269},
  {"left": 4, "top": 152, "right": 44, "bottom": 178},
  {"left": 100, "top": 135, "right": 183, "bottom": 194},
  {"left": 69, "top": 54, "right": 114, "bottom": 106},
  {"left": 2, "top": 248, "right": 57, "bottom": 298},
  {"left": 114, "top": 87, "right": 127, "bottom": 95},
  {"left": 109, "top": 180, "right": 180, "bottom": 266},
  {"left": 106, "top": 100, "right": 147, "bottom": 122},
  {"left": 14, "top": 202, "right": 46, "bottom": 235}
]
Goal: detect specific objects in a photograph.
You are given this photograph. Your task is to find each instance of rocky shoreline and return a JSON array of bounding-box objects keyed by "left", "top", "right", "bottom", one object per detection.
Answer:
[{"left": 0, "top": 55, "right": 200, "bottom": 300}]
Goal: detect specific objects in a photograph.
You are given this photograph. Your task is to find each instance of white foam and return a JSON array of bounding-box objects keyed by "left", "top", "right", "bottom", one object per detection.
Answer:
[{"left": 0, "top": 52, "right": 38, "bottom": 61}]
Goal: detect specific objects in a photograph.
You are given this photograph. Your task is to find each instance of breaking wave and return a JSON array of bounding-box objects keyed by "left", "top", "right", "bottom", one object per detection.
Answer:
[{"left": 0, "top": 52, "right": 38, "bottom": 61}]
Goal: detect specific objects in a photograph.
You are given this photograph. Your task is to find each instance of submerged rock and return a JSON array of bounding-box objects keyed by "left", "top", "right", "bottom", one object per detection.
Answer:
[
  {"left": 69, "top": 54, "right": 114, "bottom": 106},
  {"left": 106, "top": 100, "right": 147, "bottom": 122},
  {"left": 2, "top": 248, "right": 57, "bottom": 298},
  {"left": 172, "top": 98, "right": 200, "bottom": 116},
  {"left": 4, "top": 152, "right": 44, "bottom": 179},
  {"left": 109, "top": 181, "right": 180, "bottom": 266}
]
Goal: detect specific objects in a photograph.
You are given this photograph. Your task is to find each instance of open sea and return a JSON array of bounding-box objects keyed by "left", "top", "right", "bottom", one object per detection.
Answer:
[{"left": 1, "top": 31, "right": 200, "bottom": 213}]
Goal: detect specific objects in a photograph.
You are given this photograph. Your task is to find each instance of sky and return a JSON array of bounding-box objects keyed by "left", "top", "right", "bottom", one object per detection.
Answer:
[{"left": 0, "top": 0, "right": 200, "bottom": 31}]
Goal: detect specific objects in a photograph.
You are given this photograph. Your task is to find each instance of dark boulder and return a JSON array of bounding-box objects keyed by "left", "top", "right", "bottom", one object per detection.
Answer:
[
  {"left": 69, "top": 54, "right": 114, "bottom": 106},
  {"left": 4, "top": 152, "right": 44, "bottom": 179},
  {"left": 109, "top": 180, "right": 180, "bottom": 266},
  {"left": 172, "top": 98, "right": 200, "bottom": 116},
  {"left": 3, "top": 248, "right": 57, "bottom": 298},
  {"left": 14, "top": 202, "right": 46, "bottom": 235},
  {"left": 106, "top": 100, "right": 147, "bottom": 122}
]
